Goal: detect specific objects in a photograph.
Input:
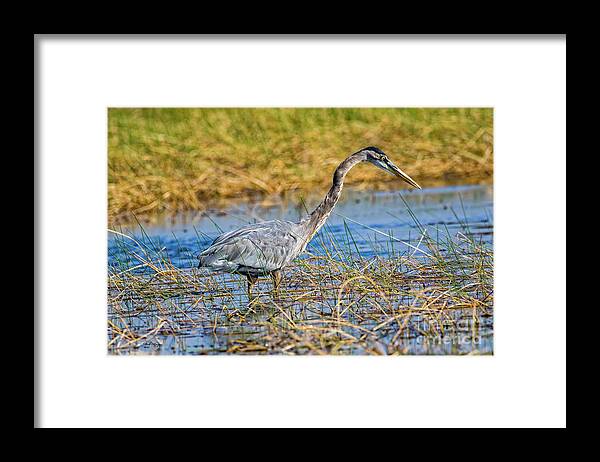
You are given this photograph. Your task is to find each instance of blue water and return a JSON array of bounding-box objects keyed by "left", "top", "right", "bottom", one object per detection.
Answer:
[
  {"left": 109, "top": 184, "right": 493, "bottom": 271},
  {"left": 108, "top": 184, "right": 493, "bottom": 355}
]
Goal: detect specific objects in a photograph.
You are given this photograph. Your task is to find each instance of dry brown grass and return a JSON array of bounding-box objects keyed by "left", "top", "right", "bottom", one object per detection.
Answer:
[
  {"left": 107, "top": 223, "right": 493, "bottom": 355},
  {"left": 108, "top": 108, "right": 493, "bottom": 225}
]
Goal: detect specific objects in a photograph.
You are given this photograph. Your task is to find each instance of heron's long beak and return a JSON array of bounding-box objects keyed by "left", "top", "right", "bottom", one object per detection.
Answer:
[{"left": 382, "top": 159, "right": 422, "bottom": 189}]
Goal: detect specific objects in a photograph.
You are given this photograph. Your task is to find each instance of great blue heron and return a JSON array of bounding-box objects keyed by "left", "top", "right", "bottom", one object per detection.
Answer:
[{"left": 197, "top": 147, "right": 421, "bottom": 296}]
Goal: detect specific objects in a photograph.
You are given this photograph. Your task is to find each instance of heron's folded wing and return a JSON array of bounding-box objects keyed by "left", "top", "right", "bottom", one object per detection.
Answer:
[{"left": 199, "top": 221, "right": 300, "bottom": 272}]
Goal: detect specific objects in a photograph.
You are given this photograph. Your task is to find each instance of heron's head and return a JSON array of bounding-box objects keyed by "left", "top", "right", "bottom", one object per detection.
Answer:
[{"left": 360, "top": 146, "right": 421, "bottom": 189}]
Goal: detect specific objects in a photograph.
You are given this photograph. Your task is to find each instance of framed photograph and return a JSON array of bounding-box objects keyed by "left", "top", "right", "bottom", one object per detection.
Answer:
[{"left": 35, "top": 35, "right": 566, "bottom": 428}]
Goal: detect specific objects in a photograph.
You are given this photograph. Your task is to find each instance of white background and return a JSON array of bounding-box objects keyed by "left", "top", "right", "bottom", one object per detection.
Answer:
[{"left": 36, "top": 36, "right": 566, "bottom": 428}]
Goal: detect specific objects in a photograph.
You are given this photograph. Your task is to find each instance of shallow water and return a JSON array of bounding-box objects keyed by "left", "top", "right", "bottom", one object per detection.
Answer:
[
  {"left": 108, "top": 184, "right": 493, "bottom": 355},
  {"left": 110, "top": 184, "right": 492, "bottom": 266}
]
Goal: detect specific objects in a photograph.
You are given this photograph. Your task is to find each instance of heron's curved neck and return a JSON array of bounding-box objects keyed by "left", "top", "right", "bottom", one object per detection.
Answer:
[{"left": 305, "top": 153, "right": 365, "bottom": 239}]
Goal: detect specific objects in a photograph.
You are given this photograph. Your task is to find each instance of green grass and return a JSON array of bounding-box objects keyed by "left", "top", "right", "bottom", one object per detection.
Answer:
[{"left": 108, "top": 108, "right": 493, "bottom": 224}]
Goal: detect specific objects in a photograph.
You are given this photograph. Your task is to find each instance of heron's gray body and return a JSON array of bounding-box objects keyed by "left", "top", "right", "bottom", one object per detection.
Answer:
[
  {"left": 197, "top": 219, "right": 310, "bottom": 277},
  {"left": 197, "top": 147, "right": 420, "bottom": 293}
]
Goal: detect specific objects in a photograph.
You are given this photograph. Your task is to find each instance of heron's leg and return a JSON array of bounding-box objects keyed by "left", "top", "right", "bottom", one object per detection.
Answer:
[
  {"left": 246, "top": 275, "right": 258, "bottom": 300},
  {"left": 271, "top": 270, "right": 282, "bottom": 295}
]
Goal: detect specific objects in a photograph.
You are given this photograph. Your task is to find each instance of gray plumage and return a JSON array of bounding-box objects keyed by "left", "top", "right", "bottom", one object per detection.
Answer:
[
  {"left": 198, "top": 219, "right": 305, "bottom": 277},
  {"left": 197, "top": 147, "right": 421, "bottom": 295}
]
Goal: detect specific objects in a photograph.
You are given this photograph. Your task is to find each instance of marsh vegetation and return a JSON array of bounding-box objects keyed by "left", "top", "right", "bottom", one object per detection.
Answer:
[
  {"left": 108, "top": 186, "right": 493, "bottom": 355},
  {"left": 108, "top": 108, "right": 493, "bottom": 224},
  {"left": 108, "top": 108, "right": 493, "bottom": 355}
]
